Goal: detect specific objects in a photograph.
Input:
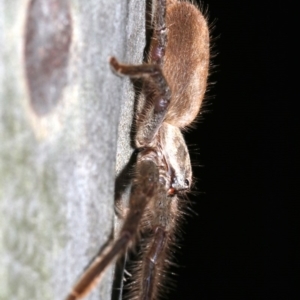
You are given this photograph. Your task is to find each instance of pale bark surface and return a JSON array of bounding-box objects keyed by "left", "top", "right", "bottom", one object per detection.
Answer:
[{"left": 0, "top": 0, "right": 145, "bottom": 299}]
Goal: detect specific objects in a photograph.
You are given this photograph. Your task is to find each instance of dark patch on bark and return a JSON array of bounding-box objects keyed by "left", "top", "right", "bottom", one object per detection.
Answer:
[{"left": 25, "top": 0, "right": 72, "bottom": 115}]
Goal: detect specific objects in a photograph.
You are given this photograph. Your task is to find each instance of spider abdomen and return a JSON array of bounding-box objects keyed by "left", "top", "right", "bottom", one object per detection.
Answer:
[{"left": 160, "top": 1, "right": 209, "bottom": 128}]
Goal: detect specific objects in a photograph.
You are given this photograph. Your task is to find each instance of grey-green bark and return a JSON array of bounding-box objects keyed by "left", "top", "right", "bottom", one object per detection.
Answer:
[{"left": 0, "top": 0, "right": 145, "bottom": 299}]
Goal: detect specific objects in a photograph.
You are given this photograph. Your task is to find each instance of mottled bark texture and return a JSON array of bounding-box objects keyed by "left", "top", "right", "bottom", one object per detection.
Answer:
[{"left": 0, "top": 0, "right": 145, "bottom": 299}]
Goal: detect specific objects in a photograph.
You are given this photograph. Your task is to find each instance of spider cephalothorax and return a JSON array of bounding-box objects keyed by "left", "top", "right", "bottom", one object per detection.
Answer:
[{"left": 67, "top": 0, "right": 209, "bottom": 299}]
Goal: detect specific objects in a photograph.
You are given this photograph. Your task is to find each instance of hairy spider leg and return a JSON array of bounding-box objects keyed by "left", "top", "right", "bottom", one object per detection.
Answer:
[
  {"left": 150, "top": 0, "right": 167, "bottom": 66},
  {"left": 110, "top": 57, "right": 171, "bottom": 146},
  {"left": 137, "top": 177, "right": 180, "bottom": 300},
  {"left": 141, "top": 227, "right": 166, "bottom": 299},
  {"left": 66, "top": 159, "right": 160, "bottom": 300}
]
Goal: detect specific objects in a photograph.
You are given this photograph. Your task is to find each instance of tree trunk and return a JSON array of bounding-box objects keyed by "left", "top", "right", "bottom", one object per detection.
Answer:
[{"left": 0, "top": 0, "right": 145, "bottom": 299}]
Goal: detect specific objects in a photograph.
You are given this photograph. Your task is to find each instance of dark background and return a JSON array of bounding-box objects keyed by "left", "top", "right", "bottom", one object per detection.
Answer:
[{"left": 171, "top": 1, "right": 298, "bottom": 299}]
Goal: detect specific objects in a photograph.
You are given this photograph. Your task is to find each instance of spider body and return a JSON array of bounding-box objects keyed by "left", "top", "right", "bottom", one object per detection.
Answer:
[{"left": 67, "top": 1, "right": 209, "bottom": 299}]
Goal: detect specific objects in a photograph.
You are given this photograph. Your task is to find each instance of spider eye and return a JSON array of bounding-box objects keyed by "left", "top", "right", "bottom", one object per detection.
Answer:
[{"left": 184, "top": 179, "right": 190, "bottom": 187}]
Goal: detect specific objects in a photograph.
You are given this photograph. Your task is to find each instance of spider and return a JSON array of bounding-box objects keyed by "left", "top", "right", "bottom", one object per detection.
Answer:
[{"left": 66, "top": 0, "right": 209, "bottom": 299}]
